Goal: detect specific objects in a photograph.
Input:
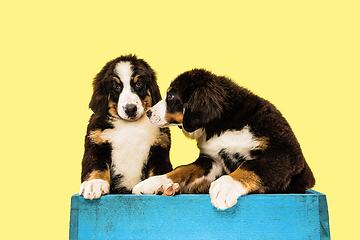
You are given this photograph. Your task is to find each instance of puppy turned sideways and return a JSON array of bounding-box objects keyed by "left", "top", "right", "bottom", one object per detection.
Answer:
[
  {"left": 80, "top": 55, "right": 172, "bottom": 200},
  {"left": 133, "top": 69, "right": 315, "bottom": 210}
]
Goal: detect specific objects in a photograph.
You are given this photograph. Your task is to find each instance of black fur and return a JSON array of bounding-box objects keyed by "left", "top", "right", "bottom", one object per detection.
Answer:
[
  {"left": 80, "top": 55, "right": 172, "bottom": 197},
  {"left": 163, "top": 68, "right": 315, "bottom": 194},
  {"left": 89, "top": 55, "right": 160, "bottom": 119}
]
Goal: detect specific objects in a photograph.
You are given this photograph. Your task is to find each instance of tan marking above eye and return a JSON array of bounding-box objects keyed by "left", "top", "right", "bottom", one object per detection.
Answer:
[
  {"left": 133, "top": 75, "right": 139, "bottom": 83},
  {"left": 113, "top": 76, "right": 120, "bottom": 84}
]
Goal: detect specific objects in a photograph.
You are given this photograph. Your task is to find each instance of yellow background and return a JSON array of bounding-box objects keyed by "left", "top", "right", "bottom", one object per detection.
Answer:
[{"left": 1, "top": 1, "right": 359, "bottom": 239}]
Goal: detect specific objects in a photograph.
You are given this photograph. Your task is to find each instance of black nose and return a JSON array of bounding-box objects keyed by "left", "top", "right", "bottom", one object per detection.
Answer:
[
  {"left": 146, "top": 109, "right": 152, "bottom": 118},
  {"left": 124, "top": 104, "right": 137, "bottom": 117}
]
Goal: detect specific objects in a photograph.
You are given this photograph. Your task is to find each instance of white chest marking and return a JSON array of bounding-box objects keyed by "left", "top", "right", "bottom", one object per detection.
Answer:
[
  {"left": 198, "top": 125, "right": 259, "bottom": 161},
  {"left": 100, "top": 115, "right": 160, "bottom": 190}
]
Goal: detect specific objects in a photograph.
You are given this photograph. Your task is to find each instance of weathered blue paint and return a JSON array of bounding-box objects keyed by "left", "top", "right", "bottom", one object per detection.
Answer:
[{"left": 69, "top": 190, "right": 330, "bottom": 239}]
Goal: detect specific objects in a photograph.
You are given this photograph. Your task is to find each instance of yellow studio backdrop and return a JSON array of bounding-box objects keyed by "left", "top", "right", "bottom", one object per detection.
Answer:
[{"left": 1, "top": 1, "right": 359, "bottom": 239}]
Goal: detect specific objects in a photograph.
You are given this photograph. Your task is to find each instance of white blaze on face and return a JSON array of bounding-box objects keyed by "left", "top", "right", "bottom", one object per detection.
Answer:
[{"left": 114, "top": 61, "right": 145, "bottom": 121}]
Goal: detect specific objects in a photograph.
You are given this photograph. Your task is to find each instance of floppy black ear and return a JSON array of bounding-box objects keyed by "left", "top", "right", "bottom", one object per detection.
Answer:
[
  {"left": 89, "top": 83, "right": 109, "bottom": 119},
  {"left": 137, "top": 58, "right": 161, "bottom": 106},
  {"left": 89, "top": 61, "right": 114, "bottom": 118},
  {"left": 183, "top": 107, "right": 203, "bottom": 133},
  {"left": 182, "top": 87, "right": 224, "bottom": 133},
  {"left": 150, "top": 84, "right": 162, "bottom": 106},
  {"left": 147, "top": 68, "right": 162, "bottom": 106}
]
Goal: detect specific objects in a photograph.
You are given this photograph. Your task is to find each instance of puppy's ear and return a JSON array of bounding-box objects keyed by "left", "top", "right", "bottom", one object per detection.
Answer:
[
  {"left": 89, "top": 83, "right": 109, "bottom": 118},
  {"left": 183, "top": 106, "right": 202, "bottom": 133},
  {"left": 89, "top": 62, "right": 113, "bottom": 118},
  {"left": 150, "top": 84, "right": 162, "bottom": 106},
  {"left": 182, "top": 87, "right": 224, "bottom": 133},
  {"left": 147, "top": 68, "right": 162, "bottom": 106},
  {"left": 137, "top": 58, "right": 161, "bottom": 106}
]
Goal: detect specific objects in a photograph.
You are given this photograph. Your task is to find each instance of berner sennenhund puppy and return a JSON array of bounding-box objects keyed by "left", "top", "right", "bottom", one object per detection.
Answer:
[
  {"left": 79, "top": 55, "right": 172, "bottom": 200},
  {"left": 133, "top": 68, "right": 315, "bottom": 209}
]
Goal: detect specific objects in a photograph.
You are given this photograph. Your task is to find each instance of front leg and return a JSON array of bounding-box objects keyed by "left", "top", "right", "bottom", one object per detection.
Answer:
[
  {"left": 80, "top": 166, "right": 111, "bottom": 200},
  {"left": 209, "top": 167, "right": 263, "bottom": 209},
  {"left": 132, "top": 175, "right": 174, "bottom": 195},
  {"left": 80, "top": 130, "right": 111, "bottom": 200},
  {"left": 80, "top": 177, "right": 110, "bottom": 200},
  {"left": 133, "top": 154, "right": 221, "bottom": 195}
]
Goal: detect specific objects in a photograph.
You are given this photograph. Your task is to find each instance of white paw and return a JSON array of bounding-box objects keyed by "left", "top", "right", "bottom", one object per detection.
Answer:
[
  {"left": 209, "top": 175, "right": 247, "bottom": 210},
  {"left": 79, "top": 179, "right": 110, "bottom": 200},
  {"left": 132, "top": 175, "right": 173, "bottom": 195}
]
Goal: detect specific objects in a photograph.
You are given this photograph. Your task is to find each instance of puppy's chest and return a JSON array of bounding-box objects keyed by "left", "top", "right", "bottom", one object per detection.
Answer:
[
  {"left": 198, "top": 125, "right": 265, "bottom": 162},
  {"left": 101, "top": 117, "right": 160, "bottom": 189}
]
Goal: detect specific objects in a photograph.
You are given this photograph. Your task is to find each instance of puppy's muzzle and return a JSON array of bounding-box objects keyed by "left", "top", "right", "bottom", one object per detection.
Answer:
[
  {"left": 146, "top": 109, "right": 153, "bottom": 118},
  {"left": 146, "top": 109, "right": 161, "bottom": 123},
  {"left": 124, "top": 104, "right": 137, "bottom": 118}
]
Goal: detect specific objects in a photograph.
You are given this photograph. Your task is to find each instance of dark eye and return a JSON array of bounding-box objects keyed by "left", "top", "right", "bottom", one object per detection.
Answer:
[
  {"left": 113, "top": 83, "right": 122, "bottom": 91},
  {"left": 135, "top": 81, "right": 143, "bottom": 90},
  {"left": 112, "top": 77, "right": 122, "bottom": 91},
  {"left": 167, "top": 93, "right": 174, "bottom": 101}
]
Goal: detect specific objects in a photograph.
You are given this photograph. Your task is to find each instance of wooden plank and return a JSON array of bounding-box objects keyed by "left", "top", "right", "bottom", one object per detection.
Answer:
[{"left": 69, "top": 190, "right": 330, "bottom": 240}]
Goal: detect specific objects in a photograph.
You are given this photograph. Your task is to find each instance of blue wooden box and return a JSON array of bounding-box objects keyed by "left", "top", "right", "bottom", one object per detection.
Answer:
[{"left": 69, "top": 189, "right": 330, "bottom": 240}]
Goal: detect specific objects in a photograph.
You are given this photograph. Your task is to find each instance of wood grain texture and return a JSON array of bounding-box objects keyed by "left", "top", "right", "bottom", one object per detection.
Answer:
[{"left": 69, "top": 190, "right": 330, "bottom": 240}]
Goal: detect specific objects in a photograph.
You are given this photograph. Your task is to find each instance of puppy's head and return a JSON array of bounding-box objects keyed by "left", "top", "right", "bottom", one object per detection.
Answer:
[
  {"left": 89, "top": 55, "right": 161, "bottom": 121},
  {"left": 147, "top": 69, "right": 227, "bottom": 132}
]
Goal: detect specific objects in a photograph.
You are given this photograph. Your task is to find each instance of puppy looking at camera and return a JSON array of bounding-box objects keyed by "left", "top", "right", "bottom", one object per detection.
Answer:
[
  {"left": 79, "top": 55, "right": 172, "bottom": 200},
  {"left": 133, "top": 68, "right": 315, "bottom": 209}
]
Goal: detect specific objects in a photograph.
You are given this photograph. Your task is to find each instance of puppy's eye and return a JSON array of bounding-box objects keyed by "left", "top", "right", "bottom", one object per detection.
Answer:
[
  {"left": 112, "top": 77, "right": 122, "bottom": 91},
  {"left": 167, "top": 93, "right": 174, "bottom": 101},
  {"left": 135, "top": 81, "right": 143, "bottom": 90},
  {"left": 113, "top": 83, "right": 122, "bottom": 91}
]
